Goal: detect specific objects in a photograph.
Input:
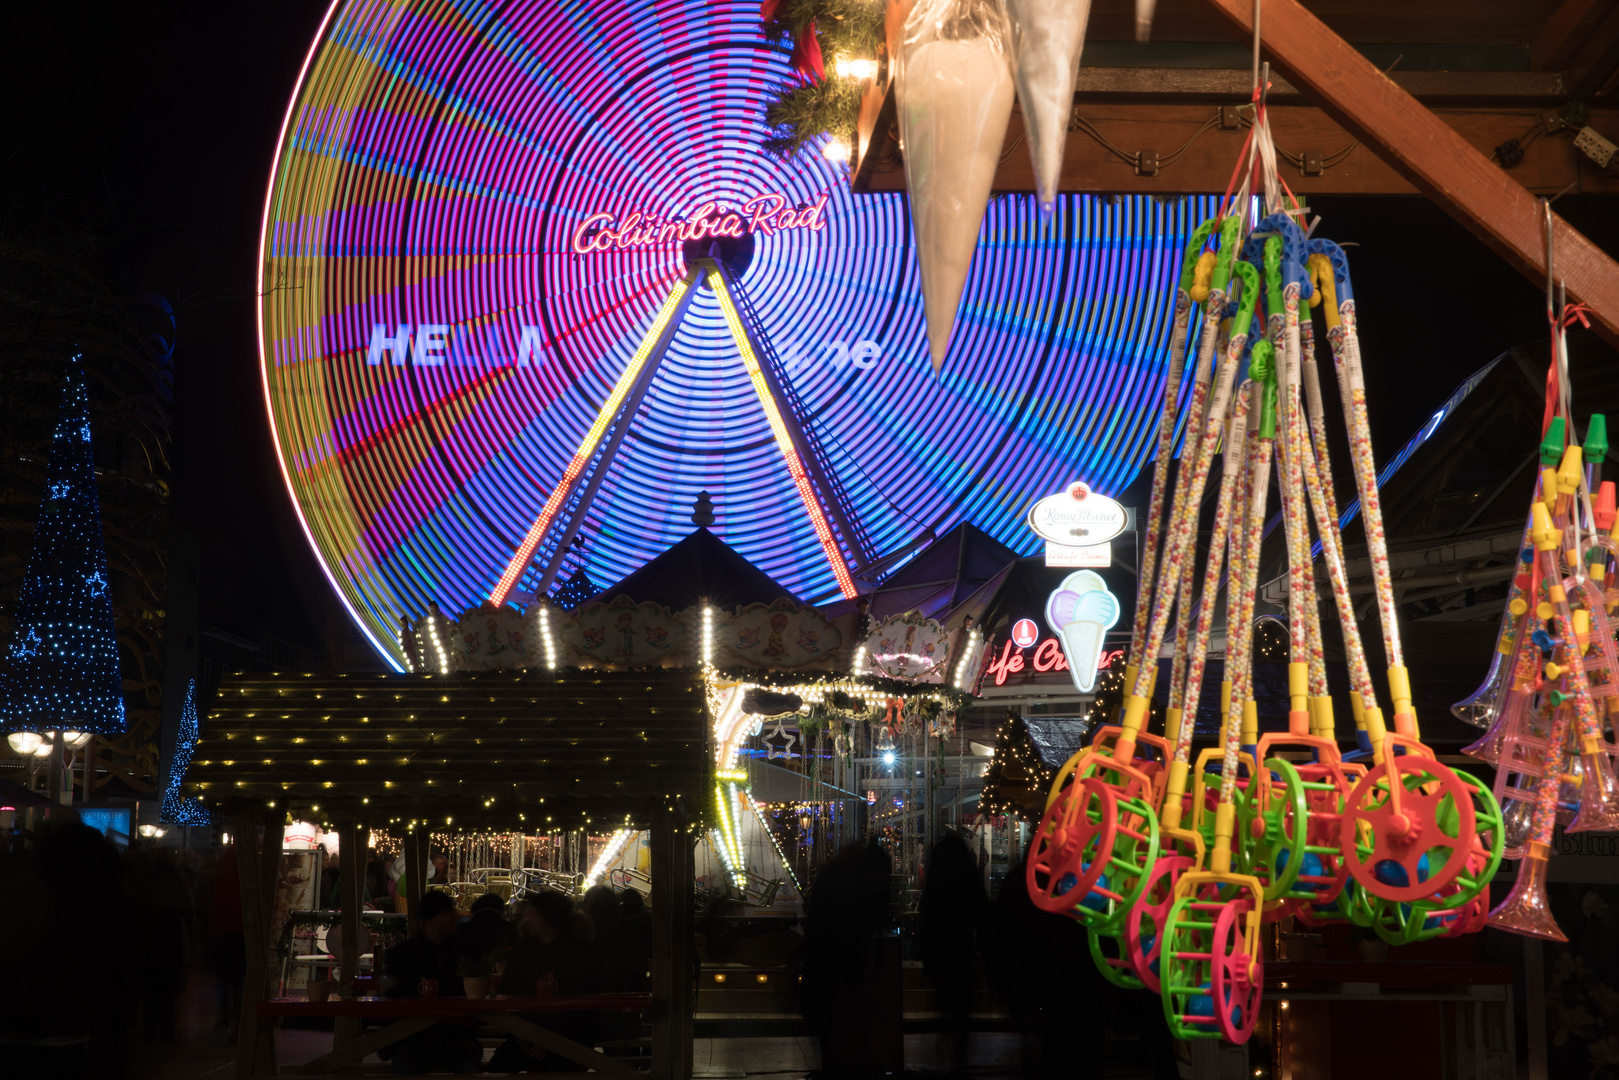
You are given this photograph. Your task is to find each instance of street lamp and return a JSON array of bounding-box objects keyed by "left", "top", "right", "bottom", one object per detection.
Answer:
[{"left": 6, "top": 732, "right": 42, "bottom": 755}]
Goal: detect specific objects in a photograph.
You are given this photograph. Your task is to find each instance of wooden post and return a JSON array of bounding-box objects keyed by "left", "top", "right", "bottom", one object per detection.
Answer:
[
  {"left": 80, "top": 735, "right": 94, "bottom": 803},
  {"left": 46, "top": 730, "right": 64, "bottom": 804},
  {"left": 405, "top": 827, "right": 426, "bottom": 937},
  {"left": 650, "top": 801, "right": 693, "bottom": 1080},
  {"left": 1196, "top": 0, "right": 1619, "bottom": 349},
  {"left": 1526, "top": 937, "right": 1548, "bottom": 1080},
  {"left": 335, "top": 818, "right": 365, "bottom": 1045},
  {"left": 231, "top": 804, "right": 277, "bottom": 1080}
]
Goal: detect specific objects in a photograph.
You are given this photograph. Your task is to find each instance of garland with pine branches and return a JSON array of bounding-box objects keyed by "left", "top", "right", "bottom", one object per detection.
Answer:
[{"left": 759, "top": 0, "right": 885, "bottom": 160}]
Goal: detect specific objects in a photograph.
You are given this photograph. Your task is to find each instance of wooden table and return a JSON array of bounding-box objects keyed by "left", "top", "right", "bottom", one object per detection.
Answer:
[{"left": 257, "top": 993, "right": 653, "bottom": 1077}]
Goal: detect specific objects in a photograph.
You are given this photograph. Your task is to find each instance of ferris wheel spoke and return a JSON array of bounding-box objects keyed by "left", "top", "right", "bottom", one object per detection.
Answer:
[{"left": 489, "top": 270, "right": 700, "bottom": 605}]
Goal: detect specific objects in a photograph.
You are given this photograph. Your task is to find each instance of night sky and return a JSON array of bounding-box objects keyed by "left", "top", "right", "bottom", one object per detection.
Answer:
[{"left": 6, "top": 2, "right": 1615, "bottom": 667}]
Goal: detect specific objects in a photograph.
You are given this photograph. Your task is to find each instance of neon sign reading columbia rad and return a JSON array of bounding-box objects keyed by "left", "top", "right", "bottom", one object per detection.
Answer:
[{"left": 570, "top": 192, "right": 830, "bottom": 254}]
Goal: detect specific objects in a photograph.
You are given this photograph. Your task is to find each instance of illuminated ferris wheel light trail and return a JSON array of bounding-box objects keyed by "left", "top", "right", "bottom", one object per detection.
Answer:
[
  {"left": 707, "top": 267, "right": 859, "bottom": 600},
  {"left": 490, "top": 271, "right": 697, "bottom": 607}
]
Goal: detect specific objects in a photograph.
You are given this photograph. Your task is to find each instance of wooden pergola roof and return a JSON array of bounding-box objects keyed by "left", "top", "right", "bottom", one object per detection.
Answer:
[
  {"left": 184, "top": 670, "right": 711, "bottom": 831},
  {"left": 853, "top": 0, "right": 1619, "bottom": 348}
]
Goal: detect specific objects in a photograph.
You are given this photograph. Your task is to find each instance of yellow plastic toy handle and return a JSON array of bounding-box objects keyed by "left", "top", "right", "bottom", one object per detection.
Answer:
[
  {"left": 1307, "top": 253, "right": 1339, "bottom": 327},
  {"left": 1189, "top": 250, "right": 1218, "bottom": 303}
]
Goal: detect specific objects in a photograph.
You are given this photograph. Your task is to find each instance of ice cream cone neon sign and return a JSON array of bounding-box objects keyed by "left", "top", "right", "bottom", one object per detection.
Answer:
[{"left": 1045, "top": 570, "right": 1121, "bottom": 693}]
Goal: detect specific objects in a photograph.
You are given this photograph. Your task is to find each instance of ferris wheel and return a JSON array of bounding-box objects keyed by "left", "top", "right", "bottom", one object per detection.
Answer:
[{"left": 258, "top": 0, "right": 1219, "bottom": 669}]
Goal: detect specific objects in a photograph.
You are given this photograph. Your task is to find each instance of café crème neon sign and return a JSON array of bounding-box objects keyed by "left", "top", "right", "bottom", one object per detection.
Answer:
[{"left": 570, "top": 192, "right": 829, "bottom": 254}]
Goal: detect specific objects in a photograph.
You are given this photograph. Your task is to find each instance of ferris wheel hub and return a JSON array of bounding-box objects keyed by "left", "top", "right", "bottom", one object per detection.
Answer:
[{"left": 684, "top": 232, "right": 755, "bottom": 282}]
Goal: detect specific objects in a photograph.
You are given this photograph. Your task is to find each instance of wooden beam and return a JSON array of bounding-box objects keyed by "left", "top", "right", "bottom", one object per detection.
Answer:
[
  {"left": 291, "top": 1015, "right": 438, "bottom": 1076},
  {"left": 858, "top": 99, "right": 1619, "bottom": 197},
  {"left": 1196, "top": 0, "right": 1619, "bottom": 348},
  {"left": 1071, "top": 66, "right": 1569, "bottom": 104},
  {"left": 1566, "top": 2, "right": 1619, "bottom": 99},
  {"left": 1531, "top": 0, "right": 1613, "bottom": 71},
  {"left": 481, "top": 1012, "right": 644, "bottom": 1077}
]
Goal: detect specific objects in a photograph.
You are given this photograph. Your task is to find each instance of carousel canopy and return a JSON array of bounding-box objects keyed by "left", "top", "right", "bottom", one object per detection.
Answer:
[
  {"left": 829, "top": 522, "right": 1020, "bottom": 624},
  {"left": 183, "top": 670, "right": 710, "bottom": 831},
  {"left": 598, "top": 527, "right": 799, "bottom": 611}
]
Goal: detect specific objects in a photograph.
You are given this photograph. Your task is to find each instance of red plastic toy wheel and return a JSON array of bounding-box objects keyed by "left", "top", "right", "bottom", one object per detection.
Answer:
[
  {"left": 1027, "top": 776, "right": 1117, "bottom": 913},
  {"left": 1125, "top": 853, "right": 1194, "bottom": 992},
  {"left": 1340, "top": 755, "right": 1478, "bottom": 904},
  {"left": 1210, "top": 899, "right": 1263, "bottom": 1044}
]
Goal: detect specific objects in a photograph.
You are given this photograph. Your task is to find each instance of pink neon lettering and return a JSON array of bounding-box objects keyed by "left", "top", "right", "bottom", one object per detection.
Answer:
[
  {"left": 1032, "top": 638, "right": 1067, "bottom": 673},
  {"left": 611, "top": 212, "right": 639, "bottom": 249},
  {"left": 743, "top": 193, "right": 785, "bottom": 234},
  {"left": 572, "top": 191, "right": 831, "bottom": 254},
  {"left": 799, "top": 192, "right": 829, "bottom": 232},
  {"left": 570, "top": 212, "right": 614, "bottom": 255}
]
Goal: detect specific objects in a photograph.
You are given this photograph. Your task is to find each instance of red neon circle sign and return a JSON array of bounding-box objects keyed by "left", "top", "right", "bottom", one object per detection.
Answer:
[{"left": 1011, "top": 618, "right": 1039, "bottom": 649}]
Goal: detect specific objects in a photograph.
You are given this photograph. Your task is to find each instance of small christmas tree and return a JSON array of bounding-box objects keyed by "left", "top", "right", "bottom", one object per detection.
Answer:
[
  {"left": 980, "top": 711, "right": 1052, "bottom": 819},
  {"left": 1, "top": 353, "right": 126, "bottom": 735},
  {"left": 161, "top": 679, "right": 210, "bottom": 824}
]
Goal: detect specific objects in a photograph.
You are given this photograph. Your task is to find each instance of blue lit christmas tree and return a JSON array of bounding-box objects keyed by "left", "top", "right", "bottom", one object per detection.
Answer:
[
  {"left": 1, "top": 353, "right": 126, "bottom": 735},
  {"left": 161, "top": 679, "right": 210, "bottom": 824}
]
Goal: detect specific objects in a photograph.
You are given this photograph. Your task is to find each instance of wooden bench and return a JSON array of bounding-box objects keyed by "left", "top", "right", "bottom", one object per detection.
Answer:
[{"left": 257, "top": 992, "right": 654, "bottom": 1078}]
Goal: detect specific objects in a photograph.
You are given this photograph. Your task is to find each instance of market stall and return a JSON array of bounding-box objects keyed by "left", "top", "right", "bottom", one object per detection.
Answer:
[{"left": 185, "top": 669, "right": 708, "bottom": 1080}]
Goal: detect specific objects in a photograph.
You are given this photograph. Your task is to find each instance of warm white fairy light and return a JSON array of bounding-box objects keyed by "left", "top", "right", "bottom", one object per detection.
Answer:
[
  {"left": 749, "top": 798, "right": 801, "bottom": 894},
  {"left": 583, "top": 828, "right": 635, "bottom": 889},
  {"left": 710, "top": 682, "right": 752, "bottom": 771},
  {"left": 398, "top": 618, "right": 417, "bottom": 673},
  {"left": 422, "top": 607, "right": 451, "bottom": 674},
  {"left": 833, "top": 56, "right": 877, "bottom": 81},
  {"left": 537, "top": 604, "right": 559, "bottom": 670},
  {"left": 953, "top": 629, "right": 982, "bottom": 690},
  {"left": 822, "top": 137, "right": 851, "bottom": 163}
]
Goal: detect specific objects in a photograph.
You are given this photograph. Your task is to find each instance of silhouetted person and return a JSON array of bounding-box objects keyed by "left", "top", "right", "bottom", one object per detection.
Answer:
[
  {"left": 383, "top": 891, "right": 480, "bottom": 1074},
  {"left": 488, "top": 892, "right": 600, "bottom": 1073},
  {"left": 583, "top": 884, "right": 634, "bottom": 989},
  {"left": 459, "top": 892, "right": 511, "bottom": 967},
  {"left": 319, "top": 846, "right": 342, "bottom": 909},
  {"left": 132, "top": 846, "right": 194, "bottom": 1042},
  {"left": 3, "top": 821, "right": 135, "bottom": 1078},
  {"left": 617, "top": 890, "right": 653, "bottom": 991},
  {"left": 801, "top": 839, "right": 893, "bottom": 1080},
  {"left": 917, "top": 833, "right": 986, "bottom": 1074},
  {"left": 987, "top": 854, "right": 1107, "bottom": 1079},
  {"left": 365, "top": 849, "right": 391, "bottom": 904},
  {"left": 207, "top": 843, "right": 246, "bottom": 1038}
]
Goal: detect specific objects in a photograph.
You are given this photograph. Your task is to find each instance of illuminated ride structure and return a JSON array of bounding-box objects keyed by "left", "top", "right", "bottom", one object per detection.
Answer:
[
  {"left": 257, "top": 0, "right": 1223, "bottom": 672},
  {"left": 486, "top": 239, "right": 871, "bottom": 612}
]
